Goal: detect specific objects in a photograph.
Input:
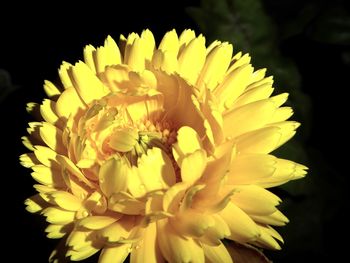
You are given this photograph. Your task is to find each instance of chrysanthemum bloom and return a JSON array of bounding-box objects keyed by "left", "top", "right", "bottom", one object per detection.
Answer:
[{"left": 21, "top": 29, "right": 307, "bottom": 262}]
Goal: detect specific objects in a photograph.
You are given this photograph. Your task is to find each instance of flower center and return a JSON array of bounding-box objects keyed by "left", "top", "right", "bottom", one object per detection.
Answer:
[{"left": 76, "top": 98, "right": 177, "bottom": 167}]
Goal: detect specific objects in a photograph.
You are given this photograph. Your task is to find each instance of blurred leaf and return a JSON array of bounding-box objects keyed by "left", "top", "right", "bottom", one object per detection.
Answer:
[
  {"left": 308, "top": 6, "right": 350, "bottom": 45},
  {"left": 0, "top": 69, "right": 18, "bottom": 102},
  {"left": 225, "top": 241, "right": 271, "bottom": 263}
]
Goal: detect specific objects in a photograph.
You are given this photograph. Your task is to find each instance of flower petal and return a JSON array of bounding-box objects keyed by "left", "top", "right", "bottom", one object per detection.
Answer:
[
  {"left": 181, "top": 149, "right": 207, "bottom": 184},
  {"left": 227, "top": 154, "right": 276, "bottom": 185},
  {"left": 235, "top": 126, "right": 282, "bottom": 154},
  {"left": 99, "top": 244, "right": 132, "bottom": 263},
  {"left": 130, "top": 223, "right": 164, "bottom": 263},
  {"left": 99, "top": 157, "right": 129, "bottom": 197},
  {"left": 201, "top": 241, "right": 233, "bottom": 263},
  {"left": 219, "top": 202, "right": 260, "bottom": 243},
  {"left": 79, "top": 216, "right": 118, "bottom": 230},
  {"left": 157, "top": 219, "right": 205, "bottom": 263},
  {"left": 178, "top": 35, "right": 206, "bottom": 84},
  {"left": 71, "top": 61, "right": 109, "bottom": 104},
  {"left": 223, "top": 99, "right": 276, "bottom": 139},
  {"left": 128, "top": 148, "right": 176, "bottom": 198},
  {"left": 231, "top": 185, "right": 281, "bottom": 215}
]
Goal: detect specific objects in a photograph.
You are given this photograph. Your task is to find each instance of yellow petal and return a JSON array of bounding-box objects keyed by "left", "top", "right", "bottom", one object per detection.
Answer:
[
  {"left": 130, "top": 223, "right": 164, "bottom": 263},
  {"left": 227, "top": 53, "right": 252, "bottom": 73},
  {"left": 251, "top": 210, "right": 289, "bottom": 226},
  {"left": 56, "top": 155, "right": 95, "bottom": 188},
  {"left": 258, "top": 158, "right": 307, "bottom": 188},
  {"left": 39, "top": 122, "right": 66, "bottom": 155},
  {"left": 45, "top": 223, "right": 71, "bottom": 239},
  {"left": 223, "top": 99, "right": 276, "bottom": 139},
  {"left": 99, "top": 157, "right": 129, "bottom": 197},
  {"left": 42, "top": 207, "right": 75, "bottom": 224},
  {"left": 266, "top": 121, "right": 300, "bottom": 148},
  {"left": 56, "top": 87, "right": 85, "bottom": 118},
  {"left": 231, "top": 185, "right": 281, "bottom": 215},
  {"left": 123, "top": 32, "right": 139, "bottom": 64},
  {"left": 140, "top": 29, "right": 156, "bottom": 62},
  {"left": 79, "top": 216, "right": 118, "bottom": 230},
  {"left": 31, "top": 165, "right": 64, "bottom": 186},
  {"left": 83, "top": 44, "right": 97, "bottom": 73},
  {"left": 108, "top": 192, "right": 145, "bottom": 215},
  {"left": 271, "top": 107, "right": 293, "bottom": 122},
  {"left": 233, "top": 83, "right": 274, "bottom": 108},
  {"left": 100, "top": 216, "right": 135, "bottom": 243},
  {"left": 156, "top": 219, "right": 205, "bottom": 263},
  {"left": 40, "top": 99, "right": 59, "bottom": 124},
  {"left": 227, "top": 154, "right": 276, "bottom": 185},
  {"left": 127, "top": 37, "right": 146, "bottom": 71},
  {"left": 163, "top": 182, "right": 189, "bottom": 213},
  {"left": 58, "top": 61, "right": 73, "bottom": 89},
  {"left": 170, "top": 210, "right": 215, "bottom": 237},
  {"left": 19, "top": 153, "right": 38, "bottom": 168},
  {"left": 34, "top": 145, "right": 60, "bottom": 169},
  {"left": 178, "top": 35, "right": 206, "bottom": 84},
  {"left": 48, "top": 191, "right": 82, "bottom": 211},
  {"left": 128, "top": 148, "right": 176, "bottom": 198},
  {"left": 43, "top": 80, "right": 61, "bottom": 98},
  {"left": 95, "top": 35, "right": 122, "bottom": 73},
  {"left": 179, "top": 29, "right": 196, "bottom": 48},
  {"left": 181, "top": 149, "right": 207, "bottom": 184},
  {"left": 201, "top": 241, "right": 233, "bottom": 263},
  {"left": 252, "top": 225, "right": 282, "bottom": 250},
  {"left": 235, "top": 126, "right": 282, "bottom": 154},
  {"left": 172, "top": 126, "right": 202, "bottom": 165},
  {"left": 158, "top": 29, "right": 179, "bottom": 54},
  {"left": 99, "top": 244, "right": 132, "bottom": 263},
  {"left": 200, "top": 214, "right": 230, "bottom": 245},
  {"left": 67, "top": 246, "right": 100, "bottom": 261},
  {"left": 197, "top": 42, "right": 233, "bottom": 91},
  {"left": 219, "top": 202, "right": 260, "bottom": 243},
  {"left": 215, "top": 64, "right": 254, "bottom": 109},
  {"left": 72, "top": 61, "right": 109, "bottom": 104},
  {"left": 25, "top": 194, "right": 48, "bottom": 213}
]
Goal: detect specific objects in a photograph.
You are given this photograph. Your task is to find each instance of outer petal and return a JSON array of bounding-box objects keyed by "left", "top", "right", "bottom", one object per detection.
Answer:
[
  {"left": 156, "top": 219, "right": 205, "bottom": 263},
  {"left": 219, "top": 202, "right": 260, "bottom": 243},
  {"left": 99, "top": 244, "right": 132, "bottom": 263},
  {"left": 202, "top": 241, "right": 233, "bottom": 263},
  {"left": 230, "top": 185, "right": 281, "bottom": 215},
  {"left": 130, "top": 223, "right": 164, "bottom": 263}
]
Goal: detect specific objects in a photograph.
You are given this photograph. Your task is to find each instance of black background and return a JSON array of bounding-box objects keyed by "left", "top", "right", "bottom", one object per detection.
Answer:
[{"left": 1, "top": 1, "right": 348, "bottom": 262}]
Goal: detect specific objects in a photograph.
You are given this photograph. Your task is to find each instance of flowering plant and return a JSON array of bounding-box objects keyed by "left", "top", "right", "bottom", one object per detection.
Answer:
[{"left": 21, "top": 29, "right": 307, "bottom": 262}]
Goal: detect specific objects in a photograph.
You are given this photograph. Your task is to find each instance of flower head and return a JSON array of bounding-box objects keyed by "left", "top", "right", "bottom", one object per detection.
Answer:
[{"left": 21, "top": 29, "right": 307, "bottom": 262}]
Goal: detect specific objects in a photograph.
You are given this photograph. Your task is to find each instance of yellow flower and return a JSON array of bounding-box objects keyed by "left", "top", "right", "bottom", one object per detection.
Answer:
[{"left": 20, "top": 29, "right": 307, "bottom": 262}]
